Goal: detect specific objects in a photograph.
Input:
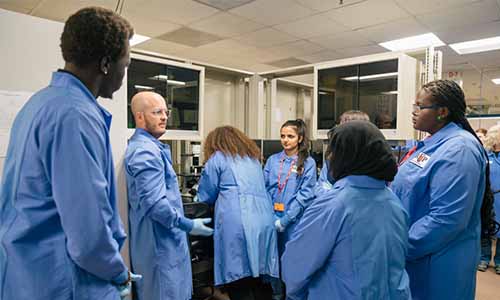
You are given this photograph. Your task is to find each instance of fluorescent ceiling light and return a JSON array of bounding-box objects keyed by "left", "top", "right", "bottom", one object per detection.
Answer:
[
  {"left": 381, "top": 91, "right": 398, "bottom": 95},
  {"left": 149, "top": 75, "right": 186, "bottom": 86},
  {"left": 134, "top": 85, "right": 154, "bottom": 90},
  {"left": 166, "top": 80, "right": 186, "bottom": 86},
  {"left": 492, "top": 78, "right": 500, "bottom": 85},
  {"left": 379, "top": 33, "right": 445, "bottom": 51},
  {"left": 342, "top": 72, "right": 398, "bottom": 82},
  {"left": 130, "top": 34, "right": 151, "bottom": 46},
  {"left": 450, "top": 36, "right": 500, "bottom": 55}
]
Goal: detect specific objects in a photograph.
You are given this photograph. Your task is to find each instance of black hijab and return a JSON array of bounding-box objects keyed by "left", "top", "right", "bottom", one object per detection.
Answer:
[{"left": 328, "top": 121, "right": 397, "bottom": 182}]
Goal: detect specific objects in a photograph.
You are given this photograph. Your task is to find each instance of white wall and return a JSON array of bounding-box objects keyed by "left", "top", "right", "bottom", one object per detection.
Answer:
[
  {"left": 0, "top": 9, "right": 130, "bottom": 264},
  {"left": 203, "top": 70, "right": 245, "bottom": 136}
]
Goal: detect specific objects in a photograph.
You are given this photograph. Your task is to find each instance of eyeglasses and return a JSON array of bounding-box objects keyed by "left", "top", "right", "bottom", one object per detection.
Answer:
[
  {"left": 150, "top": 108, "right": 171, "bottom": 117},
  {"left": 412, "top": 104, "right": 442, "bottom": 112}
]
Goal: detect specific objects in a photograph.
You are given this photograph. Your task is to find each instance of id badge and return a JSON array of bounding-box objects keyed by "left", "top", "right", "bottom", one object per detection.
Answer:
[{"left": 274, "top": 202, "right": 285, "bottom": 212}]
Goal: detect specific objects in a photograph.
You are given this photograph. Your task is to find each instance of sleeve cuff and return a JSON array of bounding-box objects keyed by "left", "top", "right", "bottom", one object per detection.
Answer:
[
  {"left": 280, "top": 215, "right": 291, "bottom": 227},
  {"left": 111, "top": 269, "right": 129, "bottom": 285},
  {"left": 178, "top": 217, "right": 194, "bottom": 232}
]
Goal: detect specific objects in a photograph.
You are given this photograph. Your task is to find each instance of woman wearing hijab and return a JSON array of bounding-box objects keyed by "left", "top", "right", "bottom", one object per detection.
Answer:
[
  {"left": 391, "top": 80, "right": 493, "bottom": 300},
  {"left": 281, "top": 121, "right": 411, "bottom": 300}
]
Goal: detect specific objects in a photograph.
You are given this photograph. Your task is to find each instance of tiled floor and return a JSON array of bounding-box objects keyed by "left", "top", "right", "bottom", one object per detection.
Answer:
[{"left": 476, "top": 267, "right": 500, "bottom": 300}]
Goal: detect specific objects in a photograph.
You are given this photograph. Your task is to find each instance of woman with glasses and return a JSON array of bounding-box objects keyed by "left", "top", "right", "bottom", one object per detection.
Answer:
[{"left": 391, "top": 80, "right": 496, "bottom": 300}]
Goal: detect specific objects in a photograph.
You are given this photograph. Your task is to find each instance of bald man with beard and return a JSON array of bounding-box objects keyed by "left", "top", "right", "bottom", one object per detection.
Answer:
[{"left": 124, "top": 92, "right": 213, "bottom": 300}]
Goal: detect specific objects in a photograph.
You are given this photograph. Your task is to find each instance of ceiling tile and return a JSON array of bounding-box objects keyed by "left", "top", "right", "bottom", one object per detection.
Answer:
[
  {"left": 133, "top": 38, "right": 194, "bottom": 57},
  {"left": 309, "top": 31, "right": 374, "bottom": 50},
  {"left": 229, "top": 0, "right": 314, "bottom": 26},
  {"left": 0, "top": 3, "right": 32, "bottom": 14},
  {"left": 193, "top": 0, "right": 255, "bottom": 11},
  {"left": 440, "top": 47, "right": 469, "bottom": 66},
  {"left": 436, "top": 21, "right": 500, "bottom": 44},
  {"left": 189, "top": 12, "right": 264, "bottom": 38},
  {"left": 247, "top": 63, "right": 276, "bottom": 72},
  {"left": 416, "top": 0, "right": 500, "bottom": 32},
  {"left": 336, "top": 45, "right": 388, "bottom": 57},
  {"left": 273, "top": 12, "right": 349, "bottom": 39},
  {"left": 32, "top": 0, "right": 115, "bottom": 22},
  {"left": 297, "top": 50, "right": 346, "bottom": 63},
  {"left": 267, "top": 40, "right": 325, "bottom": 58},
  {"left": 394, "top": 0, "right": 480, "bottom": 15},
  {"left": 323, "top": 0, "right": 410, "bottom": 30},
  {"left": 356, "top": 17, "right": 428, "bottom": 43},
  {"left": 157, "top": 27, "right": 224, "bottom": 47},
  {"left": 124, "top": 0, "right": 218, "bottom": 25},
  {"left": 0, "top": 0, "right": 41, "bottom": 13},
  {"left": 235, "top": 27, "right": 299, "bottom": 47},
  {"left": 293, "top": 0, "right": 366, "bottom": 12},
  {"left": 122, "top": 13, "right": 181, "bottom": 38},
  {"left": 266, "top": 57, "right": 310, "bottom": 68}
]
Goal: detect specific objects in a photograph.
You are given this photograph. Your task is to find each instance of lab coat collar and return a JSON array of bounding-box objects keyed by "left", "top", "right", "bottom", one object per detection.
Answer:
[
  {"left": 280, "top": 150, "right": 298, "bottom": 161},
  {"left": 50, "top": 71, "right": 113, "bottom": 130},
  {"left": 133, "top": 128, "right": 166, "bottom": 149},
  {"left": 421, "top": 122, "right": 461, "bottom": 148},
  {"left": 333, "top": 175, "right": 386, "bottom": 190}
]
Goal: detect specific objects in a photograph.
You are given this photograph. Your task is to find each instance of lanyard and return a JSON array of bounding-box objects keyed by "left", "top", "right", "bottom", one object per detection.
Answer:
[
  {"left": 399, "top": 145, "right": 417, "bottom": 166},
  {"left": 277, "top": 155, "right": 297, "bottom": 195}
]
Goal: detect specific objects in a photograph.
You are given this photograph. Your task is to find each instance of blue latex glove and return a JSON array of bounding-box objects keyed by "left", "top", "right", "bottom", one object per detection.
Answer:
[
  {"left": 190, "top": 218, "right": 214, "bottom": 236},
  {"left": 117, "top": 272, "right": 142, "bottom": 300}
]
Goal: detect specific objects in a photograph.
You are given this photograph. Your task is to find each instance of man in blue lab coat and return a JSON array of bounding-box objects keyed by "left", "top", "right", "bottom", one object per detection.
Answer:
[
  {"left": 125, "top": 91, "right": 213, "bottom": 300},
  {"left": 0, "top": 7, "right": 138, "bottom": 300}
]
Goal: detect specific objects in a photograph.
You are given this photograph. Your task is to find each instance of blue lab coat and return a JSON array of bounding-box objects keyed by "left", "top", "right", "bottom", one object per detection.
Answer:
[
  {"left": 125, "top": 128, "right": 192, "bottom": 300},
  {"left": 197, "top": 151, "right": 279, "bottom": 285},
  {"left": 487, "top": 152, "right": 500, "bottom": 237},
  {"left": 0, "top": 71, "right": 128, "bottom": 300},
  {"left": 282, "top": 175, "right": 411, "bottom": 300},
  {"left": 391, "top": 122, "right": 485, "bottom": 300},
  {"left": 318, "top": 162, "right": 335, "bottom": 189},
  {"left": 264, "top": 151, "right": 317, "bottom": 254}
]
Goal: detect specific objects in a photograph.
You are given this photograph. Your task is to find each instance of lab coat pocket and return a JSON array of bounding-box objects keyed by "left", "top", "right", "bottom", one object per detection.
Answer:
[{"left": 152, "top": 221, "right": 189, "bottom": 268}]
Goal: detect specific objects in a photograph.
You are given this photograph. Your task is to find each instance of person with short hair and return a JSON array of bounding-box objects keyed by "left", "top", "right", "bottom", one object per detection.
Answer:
[
  {"left": 0, "top": 7, "right": 138, "bottom": 300},
  {"left": 125, "top": 91, "right": 213, "bottom": 300},
  {"left": 319, "top": 110, "right": 370, "bottom": 185},
  {"left": 476, "top": 127, "right": 488, "bottom": 144},
  {"left": 478, "top": 124, "right": 500, "bottom": 274},
  {"left": 391, "top": 80, "right": 494, "bottom": 300},
  {"left": 197, "top": 126, "right": 278, "bottom": 300}
]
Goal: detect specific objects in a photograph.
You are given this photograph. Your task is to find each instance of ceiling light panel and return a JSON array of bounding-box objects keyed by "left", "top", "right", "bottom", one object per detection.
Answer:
[
  {"left": 130, "top": 34, "right": 151, "bottom": 46},
  {"left": 449, "top": 36, "right": 500, "bottom": 55},
  {"left": 379, "top": 33, "right": 445, "bottom": 51}
]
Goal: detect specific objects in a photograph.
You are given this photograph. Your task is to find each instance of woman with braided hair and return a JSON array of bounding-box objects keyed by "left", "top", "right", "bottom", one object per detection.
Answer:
[{"left": 391, "top": 79, "right": 495, "bottom": 300}]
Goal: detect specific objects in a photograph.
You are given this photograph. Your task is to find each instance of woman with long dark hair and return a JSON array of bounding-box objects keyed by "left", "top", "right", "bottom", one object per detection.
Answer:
[
  {"left": 264, "top": 119, "right": 317, "bottom": 254},
  {"left": 197, "top": 126, "right": 278, "bottom": 300},
  {"left": 391, "top": 79, "right": 496, "bottom": 300}
]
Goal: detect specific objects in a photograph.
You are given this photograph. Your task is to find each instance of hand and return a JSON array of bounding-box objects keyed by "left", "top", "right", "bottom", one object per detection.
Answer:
[
  {"left": 190, "top": 218, "right": 214, "bottom": 236},
  {"left": 117, "top": 272, "right": 142, "bottom": 300},
  {"left": 275, "top": 219, "right": 286, "bottom": 232}
]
